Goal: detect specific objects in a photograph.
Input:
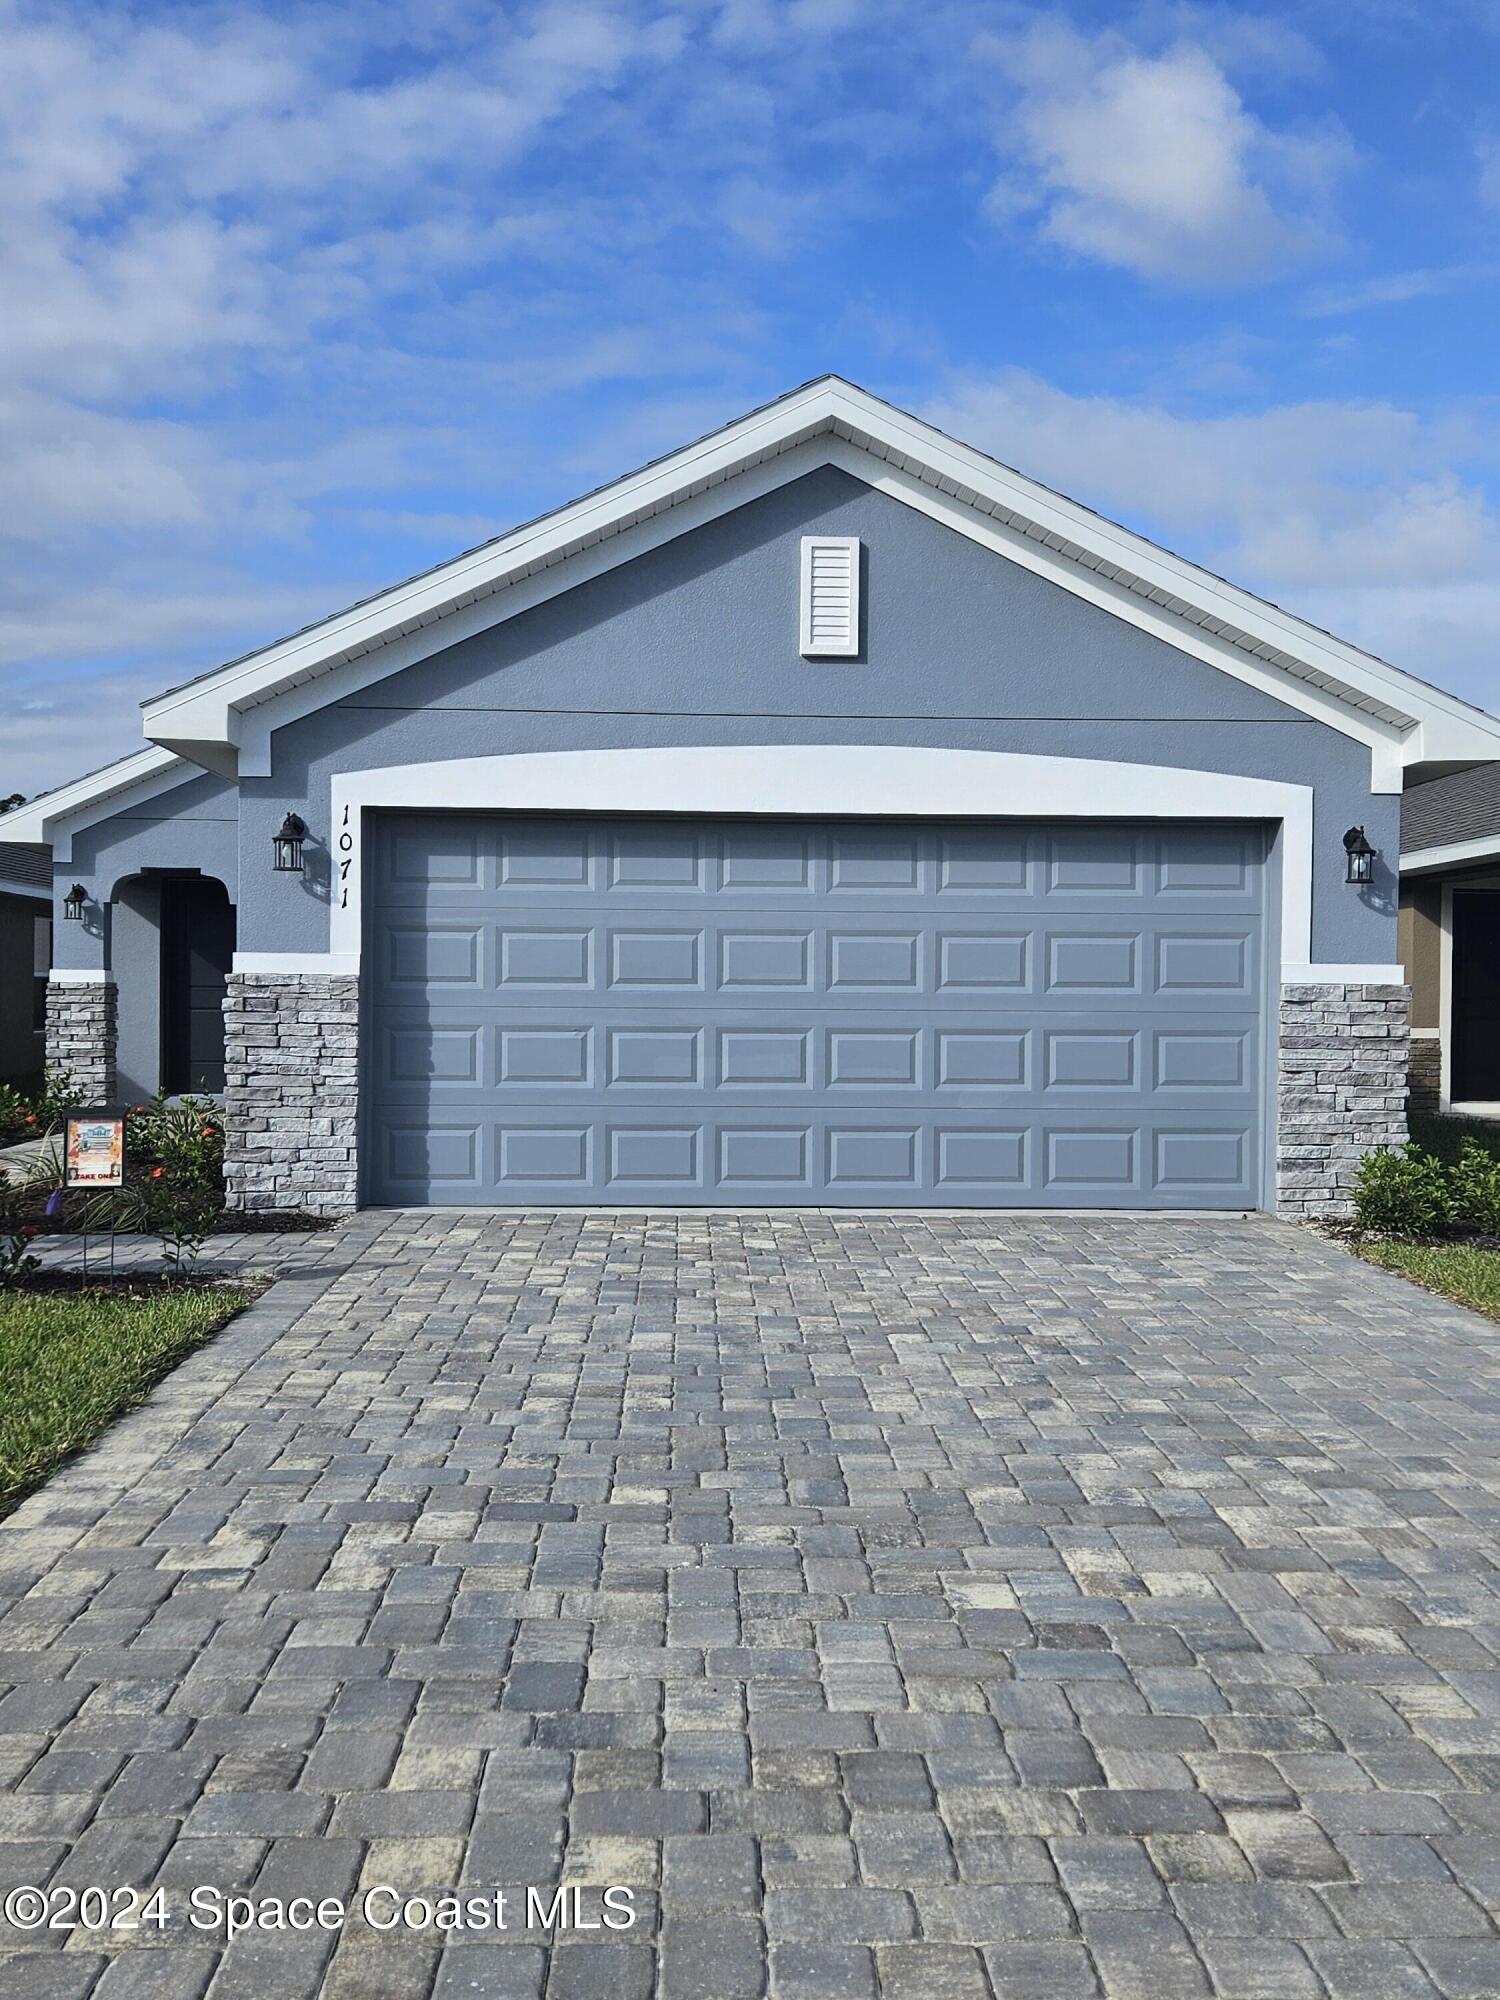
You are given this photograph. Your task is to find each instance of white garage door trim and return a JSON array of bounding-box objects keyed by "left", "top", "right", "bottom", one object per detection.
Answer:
[{"left": 254, "top": 749, "right": 1326, "bottom": 978}]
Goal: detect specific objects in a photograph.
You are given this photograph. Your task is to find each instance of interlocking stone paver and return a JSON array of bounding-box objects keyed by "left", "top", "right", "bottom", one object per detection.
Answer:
[{"left": 4, "top": 1209, "right": 1500, "bottom": 1997}]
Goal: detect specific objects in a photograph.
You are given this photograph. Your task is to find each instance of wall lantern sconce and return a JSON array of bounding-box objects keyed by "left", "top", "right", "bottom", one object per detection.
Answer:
[
  {"left": 62, "top": 883, "right": 88, "bottom": 922},
  {"left": 272, "top": 813, "right": 307, "bottom": 873},
  {"left": 1343, "top": 825, "right": 1376, "bottom": 886}
]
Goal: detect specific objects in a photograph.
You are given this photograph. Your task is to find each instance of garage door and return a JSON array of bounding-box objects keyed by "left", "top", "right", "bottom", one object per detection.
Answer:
[{"left": 365, "top": 814, "right": 1266, "bottom": 1208}]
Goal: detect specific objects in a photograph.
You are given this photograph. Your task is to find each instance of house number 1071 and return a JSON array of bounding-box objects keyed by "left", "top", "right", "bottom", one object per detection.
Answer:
[{"left": 338, "top": 805, "right": 354, "bottom": 909}]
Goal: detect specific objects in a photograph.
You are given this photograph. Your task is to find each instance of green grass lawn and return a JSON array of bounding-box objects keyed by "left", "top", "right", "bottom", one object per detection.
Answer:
[
  {"left": 0, "top": 1287, "right": 248, "bottom": 1518},
  {"left": 1356, "top": 1238, "right": 1500, "bottom": 1323}
]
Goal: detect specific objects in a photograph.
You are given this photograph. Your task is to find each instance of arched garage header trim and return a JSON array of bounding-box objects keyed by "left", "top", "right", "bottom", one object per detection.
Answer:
[{"left": 223, "top": 746, "right": 1383, "bottom": 980}]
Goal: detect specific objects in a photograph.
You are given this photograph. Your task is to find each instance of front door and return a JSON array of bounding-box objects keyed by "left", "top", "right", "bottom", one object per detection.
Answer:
[
  {"left": 162, "top": 878, "right": 235, "bottom": 1094},
  {"left": 1452, "top": 891, "right": 1500, "bottom": 1102}
]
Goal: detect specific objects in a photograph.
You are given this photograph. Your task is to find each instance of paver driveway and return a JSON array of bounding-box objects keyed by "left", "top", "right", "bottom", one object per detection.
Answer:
[{"left": 3, "top": 1211, "right": 1500, "bottom": 2000}]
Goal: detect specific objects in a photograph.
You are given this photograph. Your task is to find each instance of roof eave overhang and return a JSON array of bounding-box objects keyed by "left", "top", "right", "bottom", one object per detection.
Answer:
[
  {"left": 0, "top": 877, "right": 50, "bottom": 904},
  {"left": 1402, "top": 835, "right": 1500, "bottom": 876}
]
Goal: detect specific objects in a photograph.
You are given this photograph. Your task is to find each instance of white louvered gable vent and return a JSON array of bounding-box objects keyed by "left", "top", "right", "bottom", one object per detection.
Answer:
[{"left": 800, "top": 535, "right": 861, "bottom": 657}]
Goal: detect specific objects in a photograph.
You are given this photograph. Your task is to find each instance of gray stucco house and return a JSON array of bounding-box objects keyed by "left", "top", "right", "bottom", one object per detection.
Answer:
[{"left": 10, "top": 378, "right": 1500, "bottom": 1215}]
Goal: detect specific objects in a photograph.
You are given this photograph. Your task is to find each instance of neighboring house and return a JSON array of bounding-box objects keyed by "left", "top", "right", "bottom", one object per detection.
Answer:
[
  {"left": 8, "top": 378, "right": 1500, "bottom": 1217},
  {"left": 0, "top": 840, "right": 51, "bottom": 1086},
  {"left": 1400, "top": 763, "right": 1500, "bottom": 1114}
]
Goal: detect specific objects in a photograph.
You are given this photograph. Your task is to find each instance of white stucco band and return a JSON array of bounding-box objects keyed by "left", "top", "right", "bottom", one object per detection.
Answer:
[{"left": 234, "top": 747, "right": 1324, "bottom": 976}]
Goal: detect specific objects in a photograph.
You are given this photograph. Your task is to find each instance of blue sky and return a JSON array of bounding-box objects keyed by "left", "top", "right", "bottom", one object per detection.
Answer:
[{"left": 5, "top": 0, "right": 1500, "bottom": 791}]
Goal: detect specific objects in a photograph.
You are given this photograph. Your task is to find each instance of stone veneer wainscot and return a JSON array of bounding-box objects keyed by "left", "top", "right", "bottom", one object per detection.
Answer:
[
  {"left": 223, "top": 972, "right": 359, "bottom": 1215},
  {"left": 1278, "top": 980, "right": 1410, "bottom": 1217},
  {"left": 45, "top": 976, "right": 117, "bottom": 1103}
]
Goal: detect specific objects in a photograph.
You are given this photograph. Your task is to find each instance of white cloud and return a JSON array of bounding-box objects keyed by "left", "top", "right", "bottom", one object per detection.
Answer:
[
  {"left": 1300, "top": 264, "right": 1486, "bottom": 317},
  {"left": 924, "top": 368, "right": 1500, "bottom": 708},
  {"left": 979, "top": 21, "right": 1351, "bottom": 285}
]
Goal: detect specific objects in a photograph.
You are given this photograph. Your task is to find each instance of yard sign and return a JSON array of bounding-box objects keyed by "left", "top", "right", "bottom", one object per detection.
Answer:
[{"left": 63, "top": 1108, "right": 126, "bottom": 1188}]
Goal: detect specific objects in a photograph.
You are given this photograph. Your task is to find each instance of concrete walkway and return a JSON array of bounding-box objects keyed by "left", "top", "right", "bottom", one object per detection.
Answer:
[{"left": 1, "top": 1210, "right": 1499, "bottom": 1999}]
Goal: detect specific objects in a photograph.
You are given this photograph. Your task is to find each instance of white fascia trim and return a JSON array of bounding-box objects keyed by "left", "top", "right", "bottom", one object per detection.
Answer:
[
  {"left": 48, "top": 968, "right": 113, "bottom": 985},
  {"left": 827, "top": 390, "right": 1500, "bottom": 757},
  {"left": 0, "top": 748, "right": 193, "bottom": 863},
  {"left": 136, "top": 377, "right": 1500, "bottom": 780},
  {"left": 144, "top": 388, "right": 841, "bottom": 746},
  {"left": 1281, "top": 963, "right": 1407, "bottom": 984},
  {"left": 0, "top": 876, "right": 49, "bottom": 904},
  {"left": 232, "top": 952, "right": 360, "bottom": 975},
  {"left": 1401, "top": 833, "right": 1500, "bottom": 874},
  {"left": 324, "top": 745, "right": 1314, "bottom": 972}
]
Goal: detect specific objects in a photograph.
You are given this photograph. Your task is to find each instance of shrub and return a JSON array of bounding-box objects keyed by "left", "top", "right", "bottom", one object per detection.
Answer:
[
  {"left": 81, "top": 1094, "right": 225, "bottom": 1277},
  {"left": 1353, "top": 1145, "right": 1453, "bottom": 1238},
  {"left": 0, "top": 1083, "right": 33, "bottom": 1146},
  {"left": 0, "top": 1168, "right": 40, "bottom": 1289},
  {"left": 0, "top": 1076, "right": 86, "bottom": 1146},
  {"left": 1449, "top": 1138, "right": 1500, "bottom": 1236},
  {"left": 33, "top": 1074, "right": 86, "bottom": 1133}
]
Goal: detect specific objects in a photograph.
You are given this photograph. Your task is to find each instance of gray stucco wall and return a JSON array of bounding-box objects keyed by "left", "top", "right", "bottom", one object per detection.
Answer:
[
  {"left": 53, "top": 772, "right": 239, "bottom": 971},
  {"left": 237, "top": 466, "right": 1399, "bottom": 963}
]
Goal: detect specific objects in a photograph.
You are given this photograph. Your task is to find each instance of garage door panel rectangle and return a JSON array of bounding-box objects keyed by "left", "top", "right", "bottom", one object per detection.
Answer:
[
  {"left": 1154, "top": 1029, "right": 1249, "bottom": 1090},
  {"left": 608, "top": 1028, "right": 701, "bottom": 1085},
  {"left": 718, "top": 1029, "right": 811, "bottom": 1085},
  {"left": 1155, "top": 932, "right": 1253, "bottom": 993},
  {"left": 608, "top": 931, "right": 702, "bottom": 987},
  {"left": 608, "top": 1127, "right": 702, "bottom": 1184},
  {"left": 366, "top": 814, "right": 1265, "bottom": 1208},
  {"left": 718, "top": 1128, "right": 811, "bottom": 1184},
  {"left": 937, "top": 1030, "right": 1028, "bottom": 1088},
  {"left": 1154, "top": 1128, "right": 1247, "bottom": 1190},
  {"left": 720, "top": 932, "right": 812, "bottom": 989},
  {"left": 1045, "top": 1029, "right": 1138, "bottom": 1090},
  {"left": 499, "top": 1027, "right": 591, "bottom": 1084},
  {"left": 828, "top": 1030, "right": 920, "bottom": 1086},
  {"left": 501, "top": 929, "right": 592, "bottom": 985},
  {"left": 1046, "top": 933, "right": 1140, "bottom": 993},
  {"left": 387, "top": 925, "right": 480, "bottom": 987},
  {"left": 1045, "top": 830, "right": 1143, "bottom": 894},
  {"left": 499, "top": 1127, "right": 591, "bottom": 1183}
]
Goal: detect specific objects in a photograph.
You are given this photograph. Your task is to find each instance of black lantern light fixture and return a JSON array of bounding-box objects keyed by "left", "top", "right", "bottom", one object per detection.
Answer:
[
  {"left": 1343, "top": 824, "right": 1376, "bottom": 886},
  {"left": 272, "top": 812, "right": 307, "bottom": 873},
  {"left": 62, "top": 882, "right": 87, "bottom": 922}
]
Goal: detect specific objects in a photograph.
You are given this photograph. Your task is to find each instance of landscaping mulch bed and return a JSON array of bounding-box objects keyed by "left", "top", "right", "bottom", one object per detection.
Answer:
[{"left": 26, "top": 1207, "right": 328, "bottom": 1236}]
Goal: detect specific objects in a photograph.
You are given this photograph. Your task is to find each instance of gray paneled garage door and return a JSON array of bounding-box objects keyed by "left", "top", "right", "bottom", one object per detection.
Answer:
[{"left": 365, "top": 814, "right": 1266, "bottom": 1208}]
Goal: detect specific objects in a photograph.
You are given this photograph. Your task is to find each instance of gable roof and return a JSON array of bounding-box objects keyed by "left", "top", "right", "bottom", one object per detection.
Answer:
[
  {"left": 135, "top": 376, "right": 1500, "bottom": 789},
  {"left": 13, "top": 376, "right": 1500, "bottom": 849}
]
